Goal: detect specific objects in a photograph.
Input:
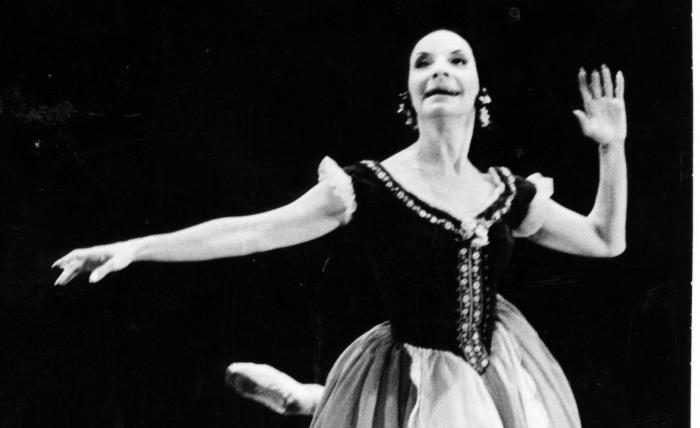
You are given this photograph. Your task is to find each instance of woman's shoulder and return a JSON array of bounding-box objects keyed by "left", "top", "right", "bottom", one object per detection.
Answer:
[
  {"left": 487, "top": 165, "right": 538, "bottom": 208},
  {"left": 318, "top": 156, "right": 386, "bottom": 200},
  {"left": 495, "top": 167, "right": 554, "bottom": 235},
  {"left": 485, "top": 165, "right": 532, "bottom": 191}
]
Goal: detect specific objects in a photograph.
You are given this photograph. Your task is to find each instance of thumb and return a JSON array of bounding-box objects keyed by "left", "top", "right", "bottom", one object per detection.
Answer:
[
  {"left": 89, "top": 257, "right": 124, "bottom": 283},
  {"left": 572, "top": 110, "right": 589, "bottom": 133}
]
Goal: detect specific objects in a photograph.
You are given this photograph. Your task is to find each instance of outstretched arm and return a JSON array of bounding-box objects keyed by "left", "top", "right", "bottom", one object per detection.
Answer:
[
  {"left": 53, "top": 158, "right": 353, "bottom": 284},
  {"left": 528, "top": 65, "right": 627, "bottom": 257}
]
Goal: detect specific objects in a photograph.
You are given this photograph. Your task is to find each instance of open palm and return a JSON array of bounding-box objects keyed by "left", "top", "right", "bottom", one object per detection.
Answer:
[{"left": 574, "top": 66, "right": 627, "bottom": 147}]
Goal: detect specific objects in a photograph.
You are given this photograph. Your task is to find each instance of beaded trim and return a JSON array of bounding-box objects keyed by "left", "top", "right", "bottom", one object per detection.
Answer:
[
  {"left": 457, "top": 245, "right": 489, "bottom": 372},
  {"left": 360, "top": 160, "right": 516, "bottom": 241},
  {"left": 361, "top": 160, "right": 517, "bottom": 374}
]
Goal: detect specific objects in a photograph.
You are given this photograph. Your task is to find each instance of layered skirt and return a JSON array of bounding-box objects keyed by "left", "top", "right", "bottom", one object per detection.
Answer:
[{"left": 310, "top": 296, "right": 581, "bottom": 428}]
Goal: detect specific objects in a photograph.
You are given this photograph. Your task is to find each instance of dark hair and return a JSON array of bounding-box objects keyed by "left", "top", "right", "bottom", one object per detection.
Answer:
[
  {"left": 397, "top": 26, "right": 492, "bottom": 106},
  {"left": 395, "top": 27, "right": 496, "bottom": 167},
  {"left": 396, "top": 28, "right": 493, "bottom": 129},
  {"left": 398, "top": 26, "right": 491, "bottom": 81}
]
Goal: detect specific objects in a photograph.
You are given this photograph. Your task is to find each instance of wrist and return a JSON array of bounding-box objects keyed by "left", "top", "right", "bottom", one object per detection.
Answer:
[
  {"left": 598, "top": 140, "right": 625, "bottom": 154},
  {"left": 128, "top": 235, "right": 156, "bottom": 261}
]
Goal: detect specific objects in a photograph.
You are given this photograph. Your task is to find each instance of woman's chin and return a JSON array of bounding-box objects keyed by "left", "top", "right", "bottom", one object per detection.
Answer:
[{"left": 420, "top": 107, "right": 472, "bottom": 121}]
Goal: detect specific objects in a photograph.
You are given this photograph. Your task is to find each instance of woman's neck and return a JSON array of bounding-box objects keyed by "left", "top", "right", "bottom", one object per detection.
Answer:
[{"left": 413, "top": 111, "right": 476, "bottom": 177}]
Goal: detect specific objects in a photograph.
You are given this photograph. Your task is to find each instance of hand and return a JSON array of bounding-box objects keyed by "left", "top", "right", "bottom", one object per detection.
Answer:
[
  {"left": 52, "top": 240, "right": 138, "bottom": 285},
  {"left": 574, "top": 65, "right": 627, "bottom": 147}
]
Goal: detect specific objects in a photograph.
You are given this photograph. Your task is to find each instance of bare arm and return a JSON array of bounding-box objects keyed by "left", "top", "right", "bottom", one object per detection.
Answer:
[
  {"left": 135, "top": 182, "right": 346, "bottom": 261},
  {"left": 53, "top": 158, "right": 354, "bottom": 284},
  {"left": 526, "top": 66, "right": 627, "bottom": 257}
]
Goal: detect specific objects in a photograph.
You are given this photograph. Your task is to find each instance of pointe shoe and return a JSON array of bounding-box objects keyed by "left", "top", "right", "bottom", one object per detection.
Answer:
[{"left": 225, "top": 362, "right": 324, "bottom": 416}]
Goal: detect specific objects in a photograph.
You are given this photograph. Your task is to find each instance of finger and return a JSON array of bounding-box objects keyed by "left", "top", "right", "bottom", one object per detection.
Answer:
[
  {"left": 53, "top": 248, "right": 88, "bottom": 268},
  {"left": 54, "top": 266, "right": 81, "bottom": 286},
  {"left": 615, "top": 71, "right": 625, "bottom": 99},
  {"left": 590, "top": 70, "right": 602, "bottom": 98},
  {"left": 601, "top": 65, "right": 613, "bottom": 97},
  {"left": 577, "top": 68, "right": 592, "bottom": 108},
  {"left": 572, "top": 110, "right": 589, "bottom": 133},
  {"left": 89, "top": 259, "right": 121, "bottom": 283},
  {"left": 52, "top": 252, "right": 75, "bottom": 268},
  {"left": 89, "top": 270, "right": 107, "bottom": 284}
]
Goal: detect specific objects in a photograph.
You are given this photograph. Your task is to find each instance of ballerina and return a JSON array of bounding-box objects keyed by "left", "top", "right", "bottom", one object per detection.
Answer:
[{"left": 54, "top": 29, "right": 626, "bottom": 427}]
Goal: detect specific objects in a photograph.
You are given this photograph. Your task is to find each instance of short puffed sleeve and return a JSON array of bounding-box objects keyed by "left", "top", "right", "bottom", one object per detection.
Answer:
[
  {"left": 511, "top": 173, "right": 554, "bottom": 237},
  {"left": 317, "top": 156, "right": 357, "bottom": 225}
]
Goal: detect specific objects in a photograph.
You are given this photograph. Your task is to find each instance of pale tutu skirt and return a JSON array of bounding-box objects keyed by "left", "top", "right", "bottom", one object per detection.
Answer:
[{"left": 310, "top": 296, "right": 581, "bottom": 428}]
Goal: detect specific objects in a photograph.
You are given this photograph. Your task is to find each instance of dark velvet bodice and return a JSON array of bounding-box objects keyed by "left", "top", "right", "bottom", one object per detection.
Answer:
[{"left": 343, "top": 161, "right": 536, "bottom": 373}]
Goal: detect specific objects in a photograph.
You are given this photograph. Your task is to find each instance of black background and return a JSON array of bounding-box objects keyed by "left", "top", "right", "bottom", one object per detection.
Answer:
[{"left": 0, "top": 1, "right": 691, "bottom": 427}]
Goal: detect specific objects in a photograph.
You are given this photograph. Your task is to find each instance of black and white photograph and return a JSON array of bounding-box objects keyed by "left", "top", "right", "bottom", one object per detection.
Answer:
[{"left": 0, "top": 1, "right": 692, "bottom": 427}]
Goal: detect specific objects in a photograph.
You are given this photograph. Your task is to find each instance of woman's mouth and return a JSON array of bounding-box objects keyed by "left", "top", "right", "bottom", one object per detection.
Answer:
[{"left": 424, "top": 88, "right": 461, "bottom": 98}]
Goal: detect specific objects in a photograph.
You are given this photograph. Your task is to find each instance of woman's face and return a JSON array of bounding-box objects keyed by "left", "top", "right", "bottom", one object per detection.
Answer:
[{"left": 408, "top": 30, "right": 479, "bottom": 121}]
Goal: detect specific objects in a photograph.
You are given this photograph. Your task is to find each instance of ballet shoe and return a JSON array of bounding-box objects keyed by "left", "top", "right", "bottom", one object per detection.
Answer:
[{"left": 225, "top": 362, "right": 324, "bottom": 416}]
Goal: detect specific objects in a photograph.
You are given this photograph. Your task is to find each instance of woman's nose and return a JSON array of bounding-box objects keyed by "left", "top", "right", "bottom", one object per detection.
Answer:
[{"left": 431, "top": 62, "right": 450, "bottom": 78}]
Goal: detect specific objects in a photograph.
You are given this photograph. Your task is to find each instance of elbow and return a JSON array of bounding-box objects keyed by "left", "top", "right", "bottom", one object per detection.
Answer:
[
  {"left": 598, "top": 239, "right": 626, "bottom": 258},
  {"left": 590, "top": 219, "right": 626, "bottom": 258},
  {"left": 605, "top": 242, "right": 626, "bottom": 257}
]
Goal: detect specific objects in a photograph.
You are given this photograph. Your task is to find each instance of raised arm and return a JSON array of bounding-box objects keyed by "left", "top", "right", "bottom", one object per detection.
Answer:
[
  {"left": 526, "top": 65, "right": 627, "bottom": 257},
  {"left": 53, "top": 157, "right": 354, "bottom": 285}
]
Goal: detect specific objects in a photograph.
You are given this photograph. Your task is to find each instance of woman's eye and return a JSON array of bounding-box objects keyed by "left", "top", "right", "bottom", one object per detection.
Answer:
[
  {"left": 451, "top": 57, "right": 467, "bottom": 65},
  {"left": 415, "top": 59, "right": 430, "bottom": 68}
]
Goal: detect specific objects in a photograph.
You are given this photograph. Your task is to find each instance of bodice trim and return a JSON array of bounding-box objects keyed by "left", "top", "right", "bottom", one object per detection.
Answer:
[{"left": 360, "top": 160, "right": 517, "bottom": 245}]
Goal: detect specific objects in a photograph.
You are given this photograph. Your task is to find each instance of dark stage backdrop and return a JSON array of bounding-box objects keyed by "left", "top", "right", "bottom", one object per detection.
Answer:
[{"left": 0, "top": 1, "right": 691, "bottom": 427}]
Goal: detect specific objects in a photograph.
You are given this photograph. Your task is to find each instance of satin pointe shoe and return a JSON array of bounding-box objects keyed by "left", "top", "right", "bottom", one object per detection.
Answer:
[{"left": 225, "top": 362, "right": 324, "bottom": 416}]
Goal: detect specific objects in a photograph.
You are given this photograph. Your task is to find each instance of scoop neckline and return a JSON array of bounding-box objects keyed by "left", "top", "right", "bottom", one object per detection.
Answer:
[{"left": 362, "top": 160, "right": 506, "bottom": 228}]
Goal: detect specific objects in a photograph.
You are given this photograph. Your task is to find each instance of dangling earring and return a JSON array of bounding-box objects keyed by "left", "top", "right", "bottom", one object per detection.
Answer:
[
  {"left": 477, "top": 87, "right": 492, "bottom": 128},
  {"left": 397, "top": 91, "right": 417, "bottom": 129}
]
